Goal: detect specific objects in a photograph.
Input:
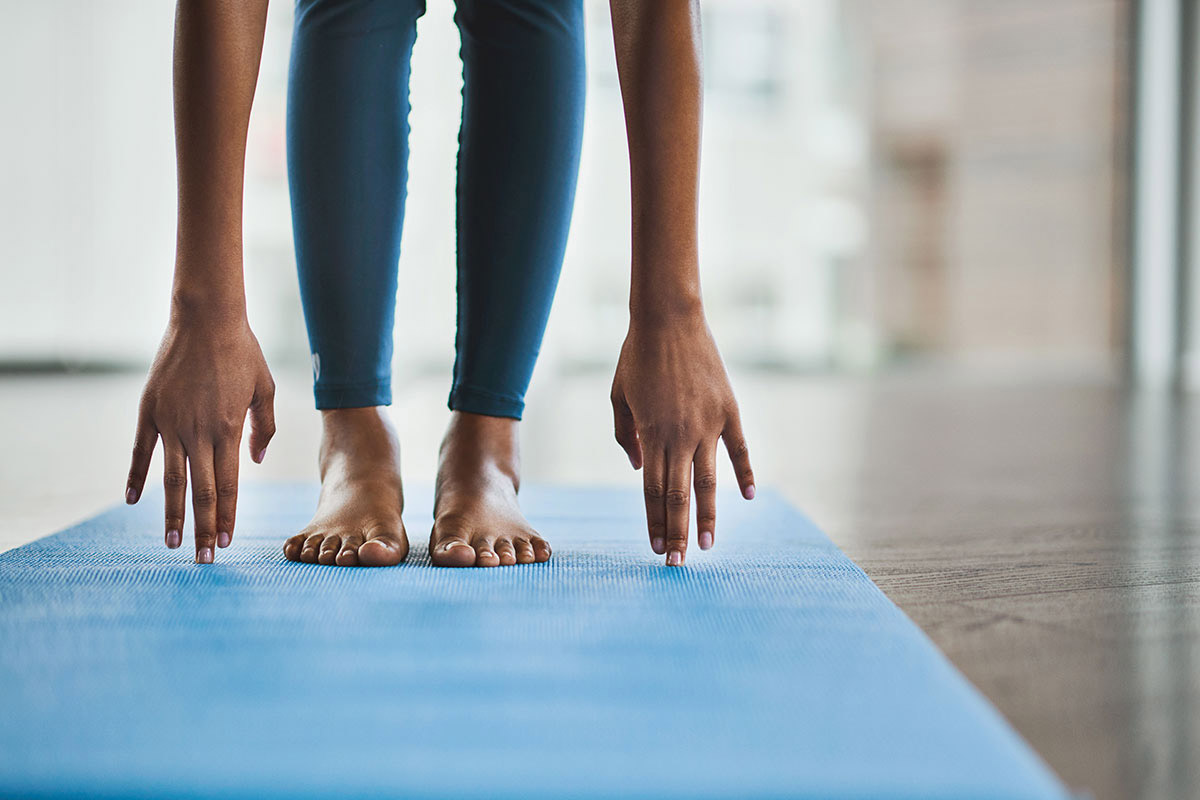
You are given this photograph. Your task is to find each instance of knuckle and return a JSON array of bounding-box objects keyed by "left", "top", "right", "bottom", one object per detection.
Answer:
[
  {"left": 163, "top": 471, "right": 187, "bottom": 489},
  {"left": 192, "top": 486, "right": 217, "bottom": 508},
  {"left": 130, "top": 440, "right": 153, "bottom": 459},
  {"left": 665, "top": 489, "right": 689, "bottom": 507},
  {"left": 216, "top": 482, "right": 238, "bottom": 500},
  {"left": 644, "top": 482, "right": 666, "bottom": 500},
  {"left": 217, "top": 417, "right": 242, "bottom": 439},
  {"left": 731, "top": 439, "right": 750, "bottom": 460},
  {"left": 694, "top": 473, "right": 717, "bottom": 491}
]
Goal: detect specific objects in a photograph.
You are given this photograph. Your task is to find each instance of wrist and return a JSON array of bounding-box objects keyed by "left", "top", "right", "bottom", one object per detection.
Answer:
[
  {"left": 170, "top": 286, "right": 247, "bottom": 328},
  {"left": 629, "top": 292, "right": 705, "bottom": 330}
]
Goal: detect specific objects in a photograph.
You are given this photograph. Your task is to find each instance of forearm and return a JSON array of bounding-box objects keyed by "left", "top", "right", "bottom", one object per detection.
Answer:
[
  {"left": 610, "top": 0, "right": 703, "bottom": 322},
  {"left": 171, "top": 0, "right": 269, "bottom": 317}
]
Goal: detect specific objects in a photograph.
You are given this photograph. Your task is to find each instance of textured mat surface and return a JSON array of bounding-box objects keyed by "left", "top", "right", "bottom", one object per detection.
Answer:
[{"left": 0, "top": 484, "right": 1067, "bottom": 799}]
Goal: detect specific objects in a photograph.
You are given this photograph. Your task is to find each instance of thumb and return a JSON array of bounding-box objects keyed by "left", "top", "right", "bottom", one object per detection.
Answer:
[
  {"left": 248, "top": 374, "right": 277, "bottom": 464},
  {"left": 612, "top": 390, "right": 643, "bottom": 470}
]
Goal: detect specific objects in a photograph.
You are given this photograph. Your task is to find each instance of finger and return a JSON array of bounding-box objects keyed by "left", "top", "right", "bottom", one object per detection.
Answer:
[
  {"left": 163, "top": 438, "right": 187, "bottom": 550},
  {"left": 664, "top": 450, "right": 692, "bottom": 566},
  {"left": 187, "top": 441, "right": 218, "bottom": 564},
  {"left": 612, "top": 391, "right": 644, "bottom": 469},
  {"left": 247, "top": 374, "right": 276, "bottom": 464},
  {"left": 693, "top": 440, "right": 718, "bottom": 551},
  {"left": 126, "top": 404, "right": 157, "bottom": 505},
  {"left": 643, "top": 446, "right": 668, "bottom": 556},
  {"left": 723, "top": 414, "right": 756, "bottom": 500},
  {"left": 214, "top": 438, "right": 240, "bottom": 549}
]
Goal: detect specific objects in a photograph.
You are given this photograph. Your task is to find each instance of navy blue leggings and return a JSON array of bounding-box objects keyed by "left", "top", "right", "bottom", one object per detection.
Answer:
[{"left": 287, "top": 0, "right": 585, "bottom": 419}]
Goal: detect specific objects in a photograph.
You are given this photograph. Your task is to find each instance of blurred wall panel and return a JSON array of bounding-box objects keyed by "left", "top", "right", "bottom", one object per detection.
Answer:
[
  {"left": 0, "top": 1, "right": 176, "bottom": 366},
  {"left": 850, "top": 0, "right": 1129, "bottom": 373}
]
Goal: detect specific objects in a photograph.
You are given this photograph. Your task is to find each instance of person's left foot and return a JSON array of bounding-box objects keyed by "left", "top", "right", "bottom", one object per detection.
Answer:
[{"left": 428, "top": 411, "right": 551, "bottom": 567}]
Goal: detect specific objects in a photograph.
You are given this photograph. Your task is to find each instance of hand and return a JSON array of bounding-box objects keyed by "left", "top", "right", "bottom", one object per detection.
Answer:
[
  {"left": 125, "top": 308, "right": 276, "bottom": 563},
  {"left": 610, "top": 309, "right": 755, "bottom": 565}
]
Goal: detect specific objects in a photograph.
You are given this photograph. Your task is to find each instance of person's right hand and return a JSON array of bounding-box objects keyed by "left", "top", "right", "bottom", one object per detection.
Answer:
[{"left": 125, "top": 310, "right": 276, "bottom": 563}]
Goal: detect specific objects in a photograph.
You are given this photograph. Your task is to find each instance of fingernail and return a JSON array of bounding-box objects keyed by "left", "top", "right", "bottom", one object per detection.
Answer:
[
  {"left": 628, "top": 453, "right": 637, "bottom": 468},
  {"left": 125, "top": 487, "right": 138, "bottom": 505},
  {"left": 699, "top": 531, "right": 713, "bottom": 550},
  {"left": 196, "top": 547, "right": 213, "bottom": 564},
  {"left": 745, "top": 484, "right": 756, "bottom": 500},
  {"left": 667, "top": 550, "right": 682, "bottom": 567},
  {"left": 252, "top": 448, "right": 266, "bottom": 464},
  {"left": 651, "top": 536, "right": 665, "bottom": 554},
  {"left": 217, "top": 531, "right": 231, "bottom": 548},
  {"left": 166, "top": 529, "right": 181, "bottom": 549}
]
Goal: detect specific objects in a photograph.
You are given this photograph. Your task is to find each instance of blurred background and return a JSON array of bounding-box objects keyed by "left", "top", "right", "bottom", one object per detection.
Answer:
[
  {"left": 3, "top": 2, "right": 1200, "bottom": 798},
  {"left": 0, "top": 0, "right": 1139, "bottom": 377}
]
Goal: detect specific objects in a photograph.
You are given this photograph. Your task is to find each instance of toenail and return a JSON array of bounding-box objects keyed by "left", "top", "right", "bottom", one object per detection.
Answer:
[
  {"left": 666, "top": 550, "right": 682, "bottom": 566},
  {"left": 698, "top": 531, "right": 713, "bottom": 550}
]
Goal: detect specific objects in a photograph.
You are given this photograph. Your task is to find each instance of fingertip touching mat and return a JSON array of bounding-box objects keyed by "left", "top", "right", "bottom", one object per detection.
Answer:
[{"left": 0, "top": 484, "right": 1069, "bottom": 799}]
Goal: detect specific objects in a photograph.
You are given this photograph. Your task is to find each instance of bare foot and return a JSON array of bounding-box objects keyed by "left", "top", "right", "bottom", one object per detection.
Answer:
[
  {"left": 283, "top": 407, "right": 408, "bottom": 567},
  {"left": 429, "top": 411, "right": 550, "bottom": 567}
]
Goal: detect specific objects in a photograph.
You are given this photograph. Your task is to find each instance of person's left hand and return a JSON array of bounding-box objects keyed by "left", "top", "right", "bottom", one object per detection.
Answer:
[{"left": 610, "top": 309, "right": 755, "bottom": 566}]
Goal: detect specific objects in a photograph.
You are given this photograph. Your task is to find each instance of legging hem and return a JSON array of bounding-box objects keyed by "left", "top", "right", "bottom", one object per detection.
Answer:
[
  {"left": 314, "top": 382, "right": 392, "bottom": 410},
  {"left": 448, "top": 385, "right": 524, "bottom": 420}
]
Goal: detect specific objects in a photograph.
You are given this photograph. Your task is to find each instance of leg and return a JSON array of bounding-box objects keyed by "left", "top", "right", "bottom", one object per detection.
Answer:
[
  {"left": 283, "top": 0, "right": 425, "bottom": 567},
  {"left": 430, "top": 0, "right": 585, "bottom": 567}
]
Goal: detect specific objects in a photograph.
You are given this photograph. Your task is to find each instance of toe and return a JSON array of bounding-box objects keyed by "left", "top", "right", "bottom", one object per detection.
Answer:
[
  {"left": 336, "top": 532, "right": 363, "bottom": 567},
  {"left": 530, "top": 534, "right": 552, "bottom": 563},
  {"left": 358, "top": 529, "right": 407, "bottom": 567},
  {"left": 472, "top": 535, "right": 500, "bottom": 568},
  {"left": 514, "top": 538, "right": 535, "bottom": 564},
  {"left": 283, "top": 533, "right": 307, "bottom": 561},
  {"left": 317, "top": 535, "right": 341, "bottom": 565},
  {"left": 495, "top": 538, "right": 517, "bottom": 566},
  {"left": 300, "top": 533, "right": 324, "bottom": 563},
  {"left": 430, "top": 526, "right": 477, "bottom": 567}
]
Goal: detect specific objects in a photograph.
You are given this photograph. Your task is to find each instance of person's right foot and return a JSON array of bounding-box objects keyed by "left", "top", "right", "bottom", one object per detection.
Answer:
[{"left": 283, "top": 407, "right": 408, "bottom": 567}]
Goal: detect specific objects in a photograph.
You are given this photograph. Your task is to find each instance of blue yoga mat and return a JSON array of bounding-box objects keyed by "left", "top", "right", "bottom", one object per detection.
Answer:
[{"left": 0, "top": 485, "right": 1068, "bottom": 799}]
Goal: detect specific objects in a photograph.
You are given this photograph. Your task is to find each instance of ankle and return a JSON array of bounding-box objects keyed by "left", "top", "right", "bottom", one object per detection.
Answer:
[
  {"left": 440, "top": 411, "right": 521, "bottom": 482},
  {"left": 321, "top": 406, "right": 391, "bottom": 433}
]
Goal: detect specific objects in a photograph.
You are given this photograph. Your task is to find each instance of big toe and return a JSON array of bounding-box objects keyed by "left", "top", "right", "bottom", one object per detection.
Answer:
[
  {"left": 430, "top": 534, "right": 478, "bottom": 567},
  {"left": 357, "top": 533, "right": 407, "bottom": 567}
]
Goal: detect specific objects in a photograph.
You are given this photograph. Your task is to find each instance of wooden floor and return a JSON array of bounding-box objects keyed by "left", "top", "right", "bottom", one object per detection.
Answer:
[{"left": 1, "top": 369, "right": 1196, "bottom": 800}]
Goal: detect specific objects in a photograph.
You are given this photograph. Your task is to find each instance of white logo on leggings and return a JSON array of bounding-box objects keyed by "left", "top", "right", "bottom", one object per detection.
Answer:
[{"left": 311, "top": 352, "right": 321, "bottom": 382}]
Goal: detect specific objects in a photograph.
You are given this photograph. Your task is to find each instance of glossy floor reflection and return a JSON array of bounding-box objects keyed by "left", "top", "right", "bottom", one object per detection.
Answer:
[{"left": 1, "top": 369, "right": 1196, "bottom": 800}]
